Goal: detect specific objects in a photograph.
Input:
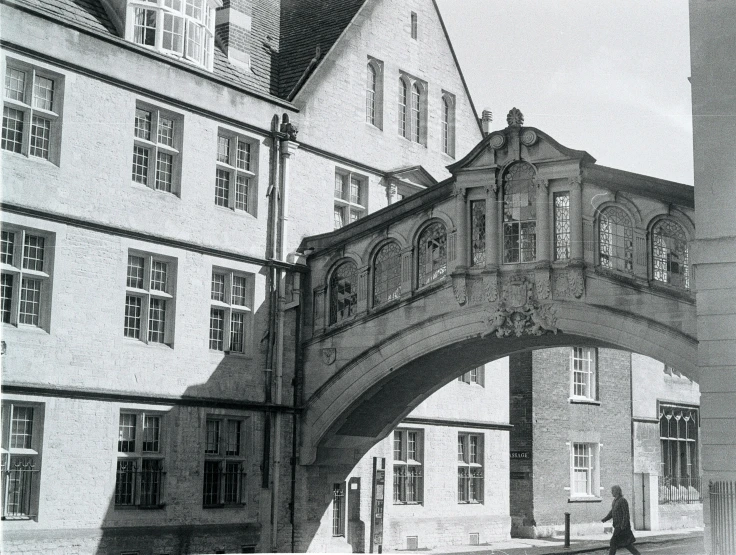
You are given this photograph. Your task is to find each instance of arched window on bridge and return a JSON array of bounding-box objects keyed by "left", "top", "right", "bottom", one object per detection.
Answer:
[
  {"left": 373, "top": 242, "right": 402, "bottom": 307},
  {"left": 329, "top": 261, "right": 358, "bottom": 325},
  {"left": 503, "top": 162, "right": 536, "bottom": 264},
  {"left": 417, "top": 222, "right": 447, "bottom": 287},
  {"left": 652, "top": 219, "right": 690, "bottom": 290},
  {"left": 599, "top": 206, "right": 634, "bottom": 273}
]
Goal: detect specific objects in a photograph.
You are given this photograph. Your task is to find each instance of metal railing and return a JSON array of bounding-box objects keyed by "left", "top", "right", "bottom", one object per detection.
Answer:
[
  {"left": 2, "top": 457, "right": 40, "bottom": 518},
  {"left": 710, "top": 480, "right": 736, "bottom": 555},
  {"left": 115, "top": 459, "right": 165, "bottom": 508},
  {"left": 658, "top": 475, "right": 702, "bottom": 504}
]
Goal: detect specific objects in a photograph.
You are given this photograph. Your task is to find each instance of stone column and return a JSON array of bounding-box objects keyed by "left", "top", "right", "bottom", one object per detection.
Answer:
[
  {"left": 454, "top": 188, "right": 468, "bottom": 270},
  {"left": 535, "top": 177, "right": 550, "bottom": 263},
  {"left": 569, "top": 175, "right": 584, "bottom": 263},
  {"left": 486, "top": 177, "right": 500, "bottom": 268}
]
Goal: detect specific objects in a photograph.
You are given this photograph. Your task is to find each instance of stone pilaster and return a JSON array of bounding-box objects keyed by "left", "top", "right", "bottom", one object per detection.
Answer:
[{"left": 534, "top": 177, "right": 550, "bottom": 263}]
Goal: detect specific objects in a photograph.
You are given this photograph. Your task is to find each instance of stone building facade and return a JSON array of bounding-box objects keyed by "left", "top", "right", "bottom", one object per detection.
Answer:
[{"left": 0, "top": 0, "right": 483, "bottom": 552}]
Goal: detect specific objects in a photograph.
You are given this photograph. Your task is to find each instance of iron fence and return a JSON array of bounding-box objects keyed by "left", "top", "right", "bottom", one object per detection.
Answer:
[
  {"left": 710, "top": 480, "right": 736, "bottom": 555},
  {"left": 115, "top": 459, "right": 165, "bottom": 507},
  {"left": 658, "top": 475, "right": 702, "bottom": 504},
  {"left": 2, "top": 457, "right": 39, "bottom": 518}
]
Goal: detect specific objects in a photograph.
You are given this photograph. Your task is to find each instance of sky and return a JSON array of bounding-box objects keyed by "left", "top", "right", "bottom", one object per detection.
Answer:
[{"left": 434, "top": 0, "right": 694, "bottom": 185}]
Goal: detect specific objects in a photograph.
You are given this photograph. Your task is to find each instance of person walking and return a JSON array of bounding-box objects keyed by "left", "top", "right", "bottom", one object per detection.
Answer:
[{"left": 602, "top": 485, "right": 642, "bottom": 555}]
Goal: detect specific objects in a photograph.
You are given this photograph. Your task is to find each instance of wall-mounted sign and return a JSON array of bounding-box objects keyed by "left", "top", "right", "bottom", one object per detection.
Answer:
[{"left": 510, "top": 451, "right": 531, "bottom": 459}]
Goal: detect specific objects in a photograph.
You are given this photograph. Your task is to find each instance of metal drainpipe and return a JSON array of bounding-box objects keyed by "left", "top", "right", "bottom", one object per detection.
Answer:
[{"left": 290, "top": 300, "right": 302, "bottom": 553}]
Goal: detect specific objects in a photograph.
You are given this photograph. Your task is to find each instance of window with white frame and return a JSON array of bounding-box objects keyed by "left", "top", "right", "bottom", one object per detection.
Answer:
[
  {"left": 124, "top": 251, "right": 176, "bottom": 345},
  {"left": 441, "top": 92, "right": 455, "bottom": 157},
  {"left": 1, "top": 226, "right": 54, "bottom": 330},
  {"left": 1, "top": 402, "right": 43, "bottom": 519},
  {"left": 2, "top": 59, "right": 63, "bottom": 164},
  {"left": 126, "top": 0, "right": 215, "bottom": 70},
  {"left": 570, "top": 442, "right": 600, "bottom": 497},
  {"left": 365, "top": 58, "right": 384, "bottom": 129},
  {"left": 332, "top": 483, "right": 345, "bottom": 536},
  {"left": 570, "top": 347, "right": 597, "bottom": 401},
  {"left": 209, "top": 269, "right": 253, "bottom": 355},
  {"left": 131, "top": 104, "right": 182, "bottom": 195},
  {"left": 458, "top": 433, "right": 483, "bottom": 503},
  {"left": 115, "top": 411, "right": 165, "bottom": 508},
  {"left": 398, "top": 74, "right": 427, "bottom": 145},
  {"left": 334, "top": 170, "right": 367, "bottom": 229},
  {"left": 215, "top": 130, "right": 257, "bottom": 215},
  {"left": 203, "top": 416, "right": 247, "bottom": 507},
  {"left": 393, "top": 429, "right": 423, "bottom": 504},
  {"left": 458, "top": 366, "right": 485, "bottom": 386}
]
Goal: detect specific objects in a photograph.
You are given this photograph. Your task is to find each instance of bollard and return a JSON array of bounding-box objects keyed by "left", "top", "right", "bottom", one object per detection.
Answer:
[{"left": 564, "top": 512, "right": 571, "bottom": 548}]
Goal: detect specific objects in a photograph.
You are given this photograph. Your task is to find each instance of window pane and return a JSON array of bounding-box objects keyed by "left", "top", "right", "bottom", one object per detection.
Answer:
[
  {"left": 349, "top": 176, "right": 362, "bottom": 204},
  {"left": 393, "top": 431, "right": 403, "bottom": 461},
  {"left": 217, "top": 135, "right": 230, "bottom": 164},
  {"left": 503, "top": 163, "right": 536, "bottom": 263},
  {"left": 554, "top": 192, "right": 570, "bottom": 260},
  {"left": 155, "top": 152, "right": 173, "bottom": 192},
  {"left": 236, "top": 140, "right": 250, "bottom": 171},
  {"left": 29, "top": 116, "right": 51, "bottom": 159},
  {"left": 22, "top": 234, "right": 44, "bottom": 272},
  {"left": 411, "top": 84, "right": 421, "bottom": 142},
  {"left": 209, "top": 308, "right": 224, "bottom": 350},
  {"left": 329, "top": 262, "right": 358, "bottom": 325},
  {"left": 398, "top": 79, "right": 408, "bottom": 138},
  {"left": 150, "top": 261, "right": 168, "bottom": 292},
  {"left": 373, "top": 242, "right": 401, "bottom": 306},
  {"left": 1, "top": 273, "right": 13, "bottom": 324},
  {"left": 469, "top": 435, "right": 478, "bottom": 464},
  {"left": 124, "top": 295, "right": 142, "bottom": 338},
  {"left": 127, "top": 256, "right": 145, "bottom": 289},
  {"left": 10, "top": 406, "right": 34, "bottom": 449},
  {"left": 458, "top": 435, "right": 465, "bottom": 462},
  {"left": 224, "top": 461, "right": 242, "bottom": 504},
  {"left": 157, "top": 117, "right": 175, "bottom": 147},
  {"left": 5, "top": 68, "right": 26, "bottom": 102},
  {"left": 417, "top": 223, "right": 447, "bottom": 287},
  {"left": 2, "top": 106, "right": 24, "bottom": 153},
  {"left": 140, "top": 459, "right": 163, "bottom": 506},
  {"left": 235, "top": 176, "right": 249, "bottom": 211},
  {"left": 132, "top": 145, "right": 150, "bottom": 184},
  {"left": 333, "top": 206, "right": 344, "bottom": 230},
  {"left": 211, "top": 272, "right": 225, "bottom": 301},
  {"left": 115, "top": 460, "right": 136, "bottom": 505},
  {"left": 142, "top": 415, "right": 160, "bottom": 452},
  {"left": 18, "top": 278, "right": 41, "bottom": 326},
  {"left": 599, "top": 207, "right": 633, "bottom": 272},
  {"left": 471, "top": 200, "right": 486, "bottom": 266},
  {"left": 226, "top": 420, "right": 241, "bottom": 456},
  {"left": 232, "top": 275, "right": 248, "bottom": 306},
  {"left": 366, "top": 64, "right": 376, "bottom": 125},
  {"left": 134, "top": 109, "right": 152, "bottom": 141},
  {"left": 118, "top": 413, "right": 137, "bottom": 452},
  {"left": 230, "top": 311, "right": 245, "bottom": 353},
  {"left": 32, "top": 76, "right": 54, "bottom": 111},
  {"left": 186, "top": 0, "right": 203, "bottom": 20},
  {"left": 148, "top": 298, "right": 166, "bottom": 343},
  {"left": 442, "top": 96, "right": 451, "bottom": 154},
  {"left": 133, "top": 8, "right": 157, "bottom": 46},
  {"left": 186, "top": 23, "right": 204, "bottom": 62},
  {"left": 1, "top": 231, "right": 15, "bottom": 265},
  {"left": 203, "top": 460, "right": 220, "bottom": 505},
  {"left": 162, "top": 13, "right": 184, "bottom": 53},
  {"left": 215, "top": 169, "right": 230, "bottom": 206},
  {"left": 653, "top": 220, "right": 690, "bottom": 289},
  {"left": 407, "top": 432, "right": 417, "bottom": 461},
  {"left": 205, "top": 419, "right": 220, "bottom": 454}
]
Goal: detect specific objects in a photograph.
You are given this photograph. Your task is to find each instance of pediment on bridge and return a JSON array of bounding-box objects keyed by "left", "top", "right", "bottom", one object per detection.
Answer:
[{"left": 447, "top": 108, "right": 596, "bottom": 175}]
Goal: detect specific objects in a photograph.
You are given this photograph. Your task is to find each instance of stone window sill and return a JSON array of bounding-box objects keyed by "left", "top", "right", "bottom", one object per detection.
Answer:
[
  {"left": 569, "top": 398, "right": 601, "bottom": 406},
  {"left": 568, "top": 497, "right": 602, "bottom": 503}
]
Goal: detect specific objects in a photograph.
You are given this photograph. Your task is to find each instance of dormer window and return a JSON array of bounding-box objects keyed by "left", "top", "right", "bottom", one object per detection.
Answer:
[{"left": 126, "top": 0, "right": 215, "bottom": 70}]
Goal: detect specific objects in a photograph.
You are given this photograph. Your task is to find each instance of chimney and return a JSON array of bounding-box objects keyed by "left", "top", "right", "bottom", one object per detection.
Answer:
[
  {"left": 481, "top": 109, "right": 493, "bottom": 136},
  {"left": 215, "top": 0, "right": 252, "bottom": 70}
]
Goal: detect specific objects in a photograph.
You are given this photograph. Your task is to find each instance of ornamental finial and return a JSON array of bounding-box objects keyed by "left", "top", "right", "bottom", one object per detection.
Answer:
[{"left": 506, "top": 107, "right": 524, "bottom": 127}]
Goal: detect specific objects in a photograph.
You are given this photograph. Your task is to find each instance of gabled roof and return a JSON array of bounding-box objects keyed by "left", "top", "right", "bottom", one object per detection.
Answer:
[{"left": 278, "top": 0, "right": 367, "bottom": 99}]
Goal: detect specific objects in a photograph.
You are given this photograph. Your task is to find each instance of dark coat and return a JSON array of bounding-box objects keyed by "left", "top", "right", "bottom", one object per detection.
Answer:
[{"left": 603, "top": 496, "right": 637, "bottom": 547}]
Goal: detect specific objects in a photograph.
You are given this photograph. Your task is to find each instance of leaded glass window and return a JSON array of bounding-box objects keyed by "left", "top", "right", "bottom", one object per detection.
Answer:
[
  {"left": 329, "top": 262, "right": 358, "bottom": 325},
  {"left": 366, "top": 64, "right": 376, "bottom": 125},
  {"left": 659, "top": 405, "right": 699, "bottom": 480},
  {"left": 398, "top": 79, "right": 408, "bottom": 138},
  {"left": 599, "top": 207, "right": 633, "bottom": 273},
  {"left": 653, "top": 220, "right": 690, "bottom": 289},
  {"left": 503, "top": 163, "right": 536, "bottom": 263},
  {"left": 471, "top": 200, "right": 486, "bottom": 267},
  {"left": 554, "top": 192, "right": 570, "bottom": 260},
  {"left": 417, "top": 223, "right": 447, "bottom": 287},
  {"left": 373, "top": 242, "right": 401, "bottom": 306}
]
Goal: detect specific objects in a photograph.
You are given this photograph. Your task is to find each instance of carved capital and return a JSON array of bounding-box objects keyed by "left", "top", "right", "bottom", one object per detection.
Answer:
[
  {"left": 567, "top": 265, "right": 585, "bottom": 298},
  {"left": 534, "top": 177, "right": 549, "bottom": 190},
  {"left": 568, "top": 175, "right": 582, "bottom": 188}
]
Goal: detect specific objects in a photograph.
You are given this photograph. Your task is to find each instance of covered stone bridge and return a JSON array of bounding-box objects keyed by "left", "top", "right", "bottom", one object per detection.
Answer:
[{"left": 298, "top": 110, "right": 696, "bottom": 466}]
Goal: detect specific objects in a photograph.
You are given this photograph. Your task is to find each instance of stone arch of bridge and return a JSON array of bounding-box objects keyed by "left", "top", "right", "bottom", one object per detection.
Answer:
[{"left": 301, "top": 300, "right": 697, "bottom": 465}]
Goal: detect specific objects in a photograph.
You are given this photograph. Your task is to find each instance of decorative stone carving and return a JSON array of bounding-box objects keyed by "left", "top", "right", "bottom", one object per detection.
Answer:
[
  {"left": 452, "top": 273, "right": 467, "bottom": 305},
  {"left": 484, "top": 273, "right": 499, "bottom": 302},
  {"left": 506, "top": 107, "right": 524, "bottom": 127},
  {"left": 321, "top": 348, "right": 336, "bottom": 365},
  {"left": 533, "top": 177, "right": 548, "bottom": 190},
  {"left": 567, "top": 266, "right": 585, "bottom": 298},
  {"left": 552, "top": 271, "right": 569, "bottom": 298},
  {"left": 280, "top": 114, "right": 298, "bottom": 141},
  {"left": 521, "top": 129, "right": 538, "bottom": 146},
  {"left": 482, "top": 300, "right": 558, "bottom": 338},
  {"left": 568, "top": 175, "right": 582, "bottom": 188},
  {"left": 489, "top": 133, "right": 506, "bottom": 149},
  {"left": 535, "top": 270, "right": 551, "bottom": 300}
]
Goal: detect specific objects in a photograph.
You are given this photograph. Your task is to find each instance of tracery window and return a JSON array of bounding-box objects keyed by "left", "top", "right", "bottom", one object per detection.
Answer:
[
  {"left": 366, "top": 64, "right": 376, "bottom": 126},
  {"left": 503, "top": 163, "right": 536, "bottom": 263},
  {"left": 398, "top": 79, "right": 408, "bottom": 138},
  {"left": 329, "top": 262, "right": 358, "bottom": 325},
  {"left": 599, "top": 207, "right": 633, "bottom": 273},
  {"left": 652, "top": 220, "right": 690, "bottom": 289},
  {"left": 471, "top": 200, "right": 486, "bottom": 267},
  {"left": 554, "top": 192, "right": 570, "bottom": 260},
  {"left": 373, "top": 242, "right": 401, "bottom": 307},
  {"left": 660, "top": 405, "right": 699, "bottom": 482},
  {"left": 417, "top": 223, "right": 447, "bottom": 287},
  {"left": 411, "top": 83, "right": 421, "bottom": 143}
]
